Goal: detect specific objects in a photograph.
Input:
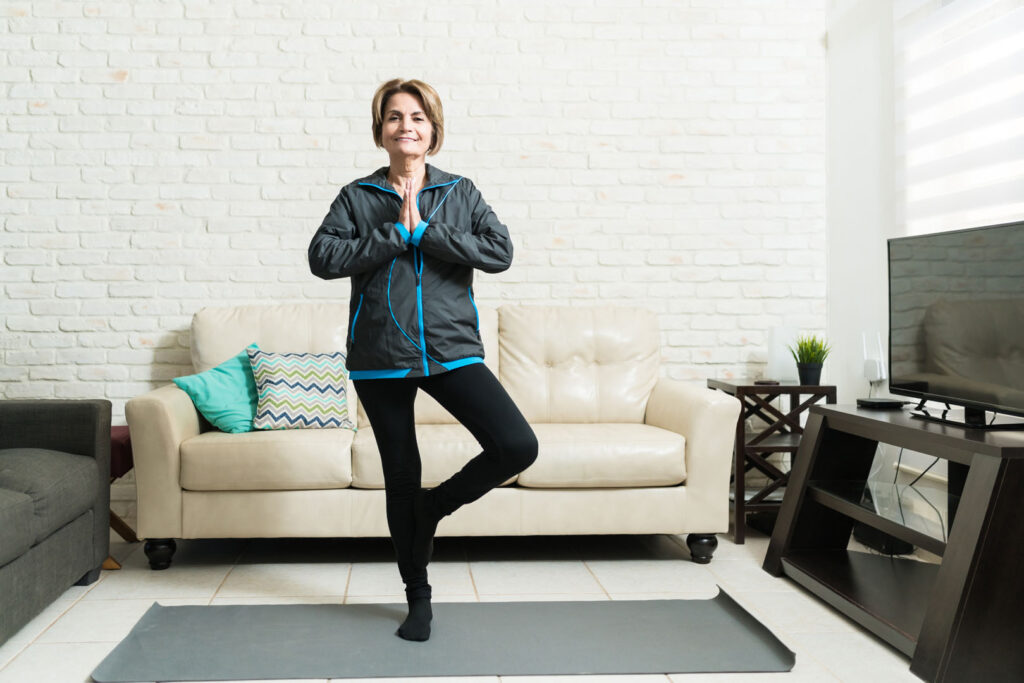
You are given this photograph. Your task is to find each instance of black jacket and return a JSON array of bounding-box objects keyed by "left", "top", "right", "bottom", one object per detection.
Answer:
[{"left": 308, "top": 164, "right": 512, "bottom": 379}]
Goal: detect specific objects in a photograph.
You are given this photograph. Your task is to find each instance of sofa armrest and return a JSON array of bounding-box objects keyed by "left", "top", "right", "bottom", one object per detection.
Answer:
[
  {"left": 644, "top": 378, "right": 741, "bottom": 531},
  {"left": 125, "top": 384, "right": 201, "bottom": 539}
]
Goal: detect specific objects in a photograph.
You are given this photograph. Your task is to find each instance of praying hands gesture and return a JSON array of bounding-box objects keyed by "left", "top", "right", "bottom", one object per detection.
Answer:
[{"left": 399, "top": 183, "right": 422, "bottom": 232}]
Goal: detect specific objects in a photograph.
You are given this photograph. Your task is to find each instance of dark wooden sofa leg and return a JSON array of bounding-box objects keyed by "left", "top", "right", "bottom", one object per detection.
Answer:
[
  {"left": 74, "top": 566, "right": 102, "bottom": 586},
  {"left": 144, "top": 539, "right": 177, "bottom": 570},
  {"left": 686, "top": 534, "right": 718, "bottom": 564}
]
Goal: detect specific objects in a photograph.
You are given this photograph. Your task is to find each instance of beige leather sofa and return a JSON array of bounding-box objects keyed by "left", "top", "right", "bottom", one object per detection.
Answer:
[{"left": 125, "top": 303, "right": 741, "bottom": 569}]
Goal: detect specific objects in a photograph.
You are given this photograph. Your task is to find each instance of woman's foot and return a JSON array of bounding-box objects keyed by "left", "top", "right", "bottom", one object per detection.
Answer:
[
  {"left": 396, "top": 596, "right": 432, "bottom": 641},
  {"left": 412, "top": 488, "right": 441, "bottom": 568}
]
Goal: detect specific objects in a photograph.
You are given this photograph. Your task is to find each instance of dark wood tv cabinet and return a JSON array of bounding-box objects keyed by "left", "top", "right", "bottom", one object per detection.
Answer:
[{"left": 763, "top": 404, "right": 1024, "bottom": 682}]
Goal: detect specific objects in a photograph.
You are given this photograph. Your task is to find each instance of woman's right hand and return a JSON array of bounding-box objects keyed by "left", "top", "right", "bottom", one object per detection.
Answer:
[{"left": 398, "top": 183, "right": 421, "bottom": 231}]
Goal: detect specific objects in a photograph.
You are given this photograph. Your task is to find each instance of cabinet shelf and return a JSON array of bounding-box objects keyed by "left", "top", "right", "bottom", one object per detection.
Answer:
[
  {"left": 743, "top": 431, "right": 802, "bottom": 452},
  {"left": 808, "top": 480, "right": 950, "bottom": 557},
  {"left": 781, "top": 550, "right": 939, "bottom": 657}
]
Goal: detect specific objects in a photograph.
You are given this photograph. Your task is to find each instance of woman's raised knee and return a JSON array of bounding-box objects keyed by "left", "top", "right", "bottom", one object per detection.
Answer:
[{"left": 503, "top": 429, "right": 538, "bottom": 473}]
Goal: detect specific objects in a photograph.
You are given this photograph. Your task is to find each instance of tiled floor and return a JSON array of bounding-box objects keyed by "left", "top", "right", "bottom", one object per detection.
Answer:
[{"left": 0, "top": 523, "right": 923, "bottom": 683}]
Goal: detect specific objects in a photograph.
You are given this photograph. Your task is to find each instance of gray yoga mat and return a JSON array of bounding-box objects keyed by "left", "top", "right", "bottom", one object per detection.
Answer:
[{"left": 91, "top": 588, "right": 794, "bottom": 681}]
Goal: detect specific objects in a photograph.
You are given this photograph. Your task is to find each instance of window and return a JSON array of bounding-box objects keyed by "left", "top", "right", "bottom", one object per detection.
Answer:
[{"left": 894, "top": 0, "right": 1024, "bottom": 235}]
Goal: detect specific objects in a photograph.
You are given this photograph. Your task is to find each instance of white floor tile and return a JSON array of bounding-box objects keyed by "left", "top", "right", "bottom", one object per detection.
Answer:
[
  {"left": 346, "top": 561, "right": 404, "bottom": 595},
  {"left": 211, "top": 596, "right": 347, "bottom": 605},
  {"left": 0, "top": 641, "right": 115, "bottom": 683},
  {"left": 478, "top": 593, "right": 610, "bottom": 602},
  {"left": 790, "top": 630, "right": 917, "bottom": 682},
  {"left": 470, "top": 560, "right": 606, "bottom": 595},
  {"left": 216, "top": 562, "right": 351, "bottom": 598},
  {"left": 667, "top": 652, "right": 840, "bottom": 681},
  {"left": 730, "top": 589, "right": 858, "bottom": 635},
  {"left": 706, "top": 558, "right": 795, "bottom": 593},
  {"left": 585, "top": 558, "right": 719, "bottom": 595},
  {"left": 36, "top": 598, "right": 208, "bottom": 643}
]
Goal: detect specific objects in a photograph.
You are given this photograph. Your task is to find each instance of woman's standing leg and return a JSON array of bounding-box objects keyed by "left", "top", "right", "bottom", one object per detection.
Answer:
[
  {"left": 413, "top": 363, "right": 539, "bottom": 566},
  {"left": 350, "top": 377, "right": 433, "bottom": 641}
]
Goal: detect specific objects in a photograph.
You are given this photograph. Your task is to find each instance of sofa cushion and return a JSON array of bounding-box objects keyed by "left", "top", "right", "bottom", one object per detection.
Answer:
[
  {"left": 351, "top": 424, "right": 518, "bottom": 489},
  {"left": 180, "top": 428, "right": 354, "bottom": 491},
  {"left": 498, "top": 306, "right": 661, "bottom": 424},
  {"left": 0, "top": 487, "right": 35, "bottom": 566},
  {"left": 248, "top": 348, "right": 356, "bottom": 430},
  {"left": 0, "top": 448, "right": 99, "bottom": 545},
  {"left": 173, "top": 344, "right": 260, "bottom": 434},
  {"left": 515, "top": 424, "right": 686, "bottom": 488}
]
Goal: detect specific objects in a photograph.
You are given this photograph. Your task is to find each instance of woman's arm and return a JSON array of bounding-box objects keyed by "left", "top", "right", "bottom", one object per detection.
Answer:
[
  {"left": 412, "top": 180, "right": 513, "bottom": 274},
  {"left": 308, "top": 188, "right": 410, "bottom": 280}
]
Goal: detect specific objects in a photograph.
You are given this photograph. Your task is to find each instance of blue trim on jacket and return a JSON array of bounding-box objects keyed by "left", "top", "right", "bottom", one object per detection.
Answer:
[{"left": 349, "top": 368, "right": 412, "bottom": 380}]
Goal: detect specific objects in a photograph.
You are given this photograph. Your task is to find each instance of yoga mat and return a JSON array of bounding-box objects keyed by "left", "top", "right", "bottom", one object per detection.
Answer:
[{"left": 91, "top": 588, "right": 794, "bottom": 681}]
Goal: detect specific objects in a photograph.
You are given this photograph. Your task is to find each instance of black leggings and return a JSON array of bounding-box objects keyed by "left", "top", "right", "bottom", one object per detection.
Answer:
[{"left": 353, "top": 362, "right": 538, "bottom": 600}]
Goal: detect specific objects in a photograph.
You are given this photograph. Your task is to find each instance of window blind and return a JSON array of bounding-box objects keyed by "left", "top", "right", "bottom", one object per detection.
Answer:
[{"left": 894, "top": 0, "right": 1024, "bottom": 235}]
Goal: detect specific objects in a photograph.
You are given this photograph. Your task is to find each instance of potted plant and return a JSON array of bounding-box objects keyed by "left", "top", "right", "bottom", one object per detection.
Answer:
[{"left": 788, "top": 334, "right": 831, "bottom": 385}]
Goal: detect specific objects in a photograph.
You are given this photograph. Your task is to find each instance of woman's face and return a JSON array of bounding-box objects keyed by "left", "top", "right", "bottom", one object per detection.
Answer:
[{"left": 381, "top": 92, "right": 433, "bottom": 161}]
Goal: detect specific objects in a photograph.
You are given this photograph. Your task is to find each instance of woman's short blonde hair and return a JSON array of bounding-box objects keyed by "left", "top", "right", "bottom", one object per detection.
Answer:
[{"left": 371, "top": 79, "right": 445, "bottom": 156}]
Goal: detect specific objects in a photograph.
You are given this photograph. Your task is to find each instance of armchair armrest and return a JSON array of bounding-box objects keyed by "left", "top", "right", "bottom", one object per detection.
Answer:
[
  {"left": 125, "top": 384, "right": 202, "bottom": 539},
  {"left": 0, "top": 398, "right": 112, "bottom": 567},
  {"left": 645, "top": 378, "right": 741, "bottom": 532}
]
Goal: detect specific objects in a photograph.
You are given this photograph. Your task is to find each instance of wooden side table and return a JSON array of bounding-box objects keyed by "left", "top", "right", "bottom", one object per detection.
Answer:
[
  {"left": 103, "top": 426, "right": 139, "bottom": 570},
  {"left": 707, "top": 378, "right": 837, "bottom": 544}
]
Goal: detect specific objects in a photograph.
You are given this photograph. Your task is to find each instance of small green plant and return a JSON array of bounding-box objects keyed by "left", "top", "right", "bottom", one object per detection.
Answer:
[{"left": 788, "top": 334, "right": 832, "bottom": 364}]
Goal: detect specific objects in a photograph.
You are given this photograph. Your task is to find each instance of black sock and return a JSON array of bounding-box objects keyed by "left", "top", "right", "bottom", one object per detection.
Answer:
[
  {"left": 396, "top": 596, "right": 432, "bottom": 641},
  {"left": 412, "top": 489, "right": 442, "bottom": 568}
]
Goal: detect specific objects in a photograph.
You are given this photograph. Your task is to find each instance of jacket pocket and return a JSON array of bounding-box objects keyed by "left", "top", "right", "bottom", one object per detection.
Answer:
[
  {"left": 468, "top": 286, "right": 479, "bottom": 332},
  {"left": 350, "top": 293, "right": 364, "bottom": 342}
]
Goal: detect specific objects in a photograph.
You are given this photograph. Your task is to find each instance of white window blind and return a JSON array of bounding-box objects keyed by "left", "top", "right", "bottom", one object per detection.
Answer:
[{"left": 894, "top": 0, "right": 1024, "bottom": 235}]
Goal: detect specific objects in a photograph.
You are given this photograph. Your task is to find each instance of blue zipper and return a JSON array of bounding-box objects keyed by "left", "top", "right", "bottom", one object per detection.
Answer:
[
  {"left": 468, "top": 286, "right": 479, "bottom": 332},
  {"left": 350, "top": 293, "right": 363, "bottom": 341},
  {"left": 415, "top": 248, "right": 428, "bottom": 375},
  {"left": 359, "top": 177, "right": 463, "bottom": 377}
]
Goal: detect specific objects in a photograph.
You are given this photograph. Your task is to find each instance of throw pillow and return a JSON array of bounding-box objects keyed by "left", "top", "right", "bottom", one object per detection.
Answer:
[
  {"left": 172, "top": 344, "right": 260, "bottom": 434},
  {"left": 247, "top": 348, "right": 356, "bottom": 430}
]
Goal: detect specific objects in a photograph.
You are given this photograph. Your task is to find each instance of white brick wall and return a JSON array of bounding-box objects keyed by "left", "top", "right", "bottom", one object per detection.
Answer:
[{"left": 1, "top": 0, "right": 827, "bottom": 425}]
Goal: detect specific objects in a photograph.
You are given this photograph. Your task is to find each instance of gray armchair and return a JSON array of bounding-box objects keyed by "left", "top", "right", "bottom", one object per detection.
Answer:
[{"left": 0, "top": 399, "right": 111, "bottom": 645}]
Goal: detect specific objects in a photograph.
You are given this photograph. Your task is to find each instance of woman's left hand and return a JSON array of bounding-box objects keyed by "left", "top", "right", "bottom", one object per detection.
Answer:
[{"left": 404, "top": 183, "right": 422, "bottom": 228}]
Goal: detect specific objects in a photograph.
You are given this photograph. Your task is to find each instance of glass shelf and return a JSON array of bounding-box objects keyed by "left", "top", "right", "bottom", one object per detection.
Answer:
[{"left": 810, "top": 479, "right": 956, "bottom": 554}]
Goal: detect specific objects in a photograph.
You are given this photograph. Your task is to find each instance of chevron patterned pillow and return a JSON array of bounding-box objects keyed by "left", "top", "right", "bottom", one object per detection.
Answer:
[{"left": 247, "top": 348, "right": 356, "bottom": 430}]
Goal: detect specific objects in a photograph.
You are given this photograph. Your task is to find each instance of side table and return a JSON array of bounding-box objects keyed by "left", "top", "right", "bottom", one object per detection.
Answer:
[
  {"left": 103, "top": 426, "right": 139, "bottom": 570},
  {"left": 707, "top": 378, "right": 836, "bottom": 543}
]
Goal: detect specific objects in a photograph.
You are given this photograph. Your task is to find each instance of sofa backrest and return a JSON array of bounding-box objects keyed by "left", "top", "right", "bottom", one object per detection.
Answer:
[
  {"left": 188, "top": 302, "right": 661, "bottom": 428},
  {"left": 498, "top": 305, "right": 661, "bottom": 423},
  {"left": 190, "top": 302, "right": 358, "bottom": 420}
]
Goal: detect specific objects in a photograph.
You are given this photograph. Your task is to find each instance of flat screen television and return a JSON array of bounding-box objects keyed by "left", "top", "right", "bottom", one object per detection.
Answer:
[{"left": 888, "top": 219, "right": 1024, "bottom": 429}]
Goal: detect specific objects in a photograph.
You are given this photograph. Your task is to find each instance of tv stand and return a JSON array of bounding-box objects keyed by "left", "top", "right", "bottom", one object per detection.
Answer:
[
  {"left": 910, "top": 405, "right": 1024, "bottom": 430},
  {"left": 763, "top": 404, "right": 1024, "bottom": 682}
]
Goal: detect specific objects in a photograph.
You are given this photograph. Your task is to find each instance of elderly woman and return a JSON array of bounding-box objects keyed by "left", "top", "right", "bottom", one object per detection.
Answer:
[{"left": 308, "top": 79, "right": 538, "bottom": 642}]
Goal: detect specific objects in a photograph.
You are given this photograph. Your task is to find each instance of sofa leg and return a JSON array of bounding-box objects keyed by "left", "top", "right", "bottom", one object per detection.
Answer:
[
  {"left": 144, "top": 539, "right": 177, "bottom": 570},
  {"left": 686, "top": 534, "right": 718, "bottom": 564},
  {"left": 74, "top": 565, "right": 102, "bottom": 586}
]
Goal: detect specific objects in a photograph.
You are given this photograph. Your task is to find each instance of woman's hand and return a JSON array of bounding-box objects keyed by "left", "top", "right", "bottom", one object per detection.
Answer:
[{"left": 399, "top": 183, "right": 422, "bottom": 229}]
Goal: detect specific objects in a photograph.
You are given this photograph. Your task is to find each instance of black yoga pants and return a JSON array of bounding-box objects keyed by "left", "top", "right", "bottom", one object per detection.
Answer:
[{"left": 352, "top": 362, "right": 539, "bottom": 600}]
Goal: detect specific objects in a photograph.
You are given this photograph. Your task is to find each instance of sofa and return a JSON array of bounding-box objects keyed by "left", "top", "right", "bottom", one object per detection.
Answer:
[
  {"left": 125, "top": 303, "right": 741, "bottom": 570},
  {"left": 0, "top": 399, "right": 111, "bottom": 646}
]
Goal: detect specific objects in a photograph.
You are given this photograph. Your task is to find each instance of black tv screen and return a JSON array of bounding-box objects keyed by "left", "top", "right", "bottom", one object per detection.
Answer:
[{"left": 888, "top": 220, "right": 1024, "bottom": 418}]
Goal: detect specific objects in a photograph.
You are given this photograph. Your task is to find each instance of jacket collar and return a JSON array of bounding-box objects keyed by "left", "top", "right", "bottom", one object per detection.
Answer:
[{"left": 358, "top": 163, "right": 460, "bottom": 191}]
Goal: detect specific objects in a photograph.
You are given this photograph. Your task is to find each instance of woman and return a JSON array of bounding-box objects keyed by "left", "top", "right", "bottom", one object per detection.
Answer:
[{"left": 308, "top": 79, "right": 538, "bottom": 642}]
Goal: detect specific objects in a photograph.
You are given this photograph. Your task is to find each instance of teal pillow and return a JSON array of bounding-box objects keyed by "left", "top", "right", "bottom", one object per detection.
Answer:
[{"left": 172, "top": 344, "right": 260, "bottom": 433}]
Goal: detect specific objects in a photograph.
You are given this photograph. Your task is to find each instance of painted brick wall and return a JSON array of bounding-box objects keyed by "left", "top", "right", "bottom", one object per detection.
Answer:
[{"left": 1, "top": 0, "right": 827, "bottom": 428}]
